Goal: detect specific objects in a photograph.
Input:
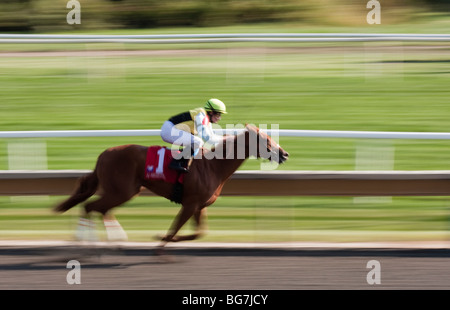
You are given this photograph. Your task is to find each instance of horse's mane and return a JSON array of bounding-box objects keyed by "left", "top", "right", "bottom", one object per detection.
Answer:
[
  {"left": 203, "top": 125, "right": 264, "bottom": 160},
  {"left": 208, "top": 127, "right": 250, "bottom": 155}
]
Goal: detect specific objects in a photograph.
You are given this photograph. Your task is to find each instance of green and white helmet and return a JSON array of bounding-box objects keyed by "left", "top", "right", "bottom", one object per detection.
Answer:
[{"left": 204, "top": 98, "right": 227, "bottom": 114}]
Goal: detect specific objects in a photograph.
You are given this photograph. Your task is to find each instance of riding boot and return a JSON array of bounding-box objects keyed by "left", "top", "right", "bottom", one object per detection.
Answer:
[
  {"left": 169, "top": 146, "right": 196, "bottom": 173},
  {"left": 169, "top": 157, "right": 189, "bottom": 173}
]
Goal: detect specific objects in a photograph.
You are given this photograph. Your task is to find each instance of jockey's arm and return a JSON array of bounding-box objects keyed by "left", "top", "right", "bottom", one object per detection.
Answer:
[{"left": 195, "top": 112, "right": 222, "bottom": 145}]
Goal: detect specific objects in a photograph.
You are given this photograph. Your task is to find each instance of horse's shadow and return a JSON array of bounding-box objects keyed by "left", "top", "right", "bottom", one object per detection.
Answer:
[
  {"left": 0, "top": 247, "right": 181, "bottom": 271},
  {"left": 0, "top": 257, "right": 170, "bottom": 271}
]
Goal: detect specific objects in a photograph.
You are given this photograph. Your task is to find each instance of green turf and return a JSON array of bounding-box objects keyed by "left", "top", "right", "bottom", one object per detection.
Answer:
[
  {"left": 1, "top": 21, "right": 450, "bottom": 242},
  {"left": 0, "top": 196, "right": 448, "bottom": 242}
]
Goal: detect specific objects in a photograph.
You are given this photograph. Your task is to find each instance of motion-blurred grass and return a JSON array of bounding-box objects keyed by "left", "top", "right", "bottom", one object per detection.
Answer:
[
  {"left": 0, "top": 195, "right": 448, "bottom": 242},
  {"left": 1, "top": 21, "right": 450, "bottom": 242}
]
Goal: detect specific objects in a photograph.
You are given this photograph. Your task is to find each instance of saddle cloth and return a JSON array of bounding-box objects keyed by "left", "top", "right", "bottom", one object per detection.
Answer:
[{"left": 145, "top": 146, "right": 184, "bottom": 184}]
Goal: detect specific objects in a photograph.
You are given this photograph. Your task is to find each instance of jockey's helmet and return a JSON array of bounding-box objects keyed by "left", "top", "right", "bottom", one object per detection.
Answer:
[{"left": 204, "top": 98, "right": 227, "bottom": 114}]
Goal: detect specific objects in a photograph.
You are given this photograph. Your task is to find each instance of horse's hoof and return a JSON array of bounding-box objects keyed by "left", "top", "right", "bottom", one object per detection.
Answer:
[
  {"left": 153, "top": 234, "right": 165, "bottom": 241},
  {"left": 153, "top": 234, "right": 179, "bottom": 242}
]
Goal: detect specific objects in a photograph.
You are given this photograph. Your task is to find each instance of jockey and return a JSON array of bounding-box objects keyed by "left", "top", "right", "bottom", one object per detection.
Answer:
[{"left": 160, "top": 98, "right": 227, "bottom": 172}]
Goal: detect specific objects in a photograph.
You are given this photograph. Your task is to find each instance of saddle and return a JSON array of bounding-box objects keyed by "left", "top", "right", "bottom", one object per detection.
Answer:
[{"left": 145, "top": 146, "right": 185, "bottom": 204}]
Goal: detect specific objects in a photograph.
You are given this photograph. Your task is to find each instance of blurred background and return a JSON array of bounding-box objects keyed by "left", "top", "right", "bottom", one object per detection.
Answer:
[
  {"left": 0, "top": 0, "right": 449, "bottom": 31},
  {"left": 0, "top": 0, "right": 449, "bottom": 243}
]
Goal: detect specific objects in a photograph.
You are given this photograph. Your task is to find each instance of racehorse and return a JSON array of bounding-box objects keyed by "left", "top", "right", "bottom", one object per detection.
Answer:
[{"left": 54, "top": 124, "right": 289, "bottom": 249}]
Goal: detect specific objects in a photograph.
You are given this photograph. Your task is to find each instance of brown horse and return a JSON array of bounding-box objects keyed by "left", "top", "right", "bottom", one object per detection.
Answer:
[{"left": 54, "top": 124, "right": 289, "bottom": 247}]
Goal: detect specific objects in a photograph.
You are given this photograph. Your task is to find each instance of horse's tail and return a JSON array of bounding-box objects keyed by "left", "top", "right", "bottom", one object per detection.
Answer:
[{"left": 53, "top": 171, "right": 99, "bottom": 213}]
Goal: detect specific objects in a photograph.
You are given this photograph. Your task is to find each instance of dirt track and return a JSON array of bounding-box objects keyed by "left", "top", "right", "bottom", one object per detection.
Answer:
[{"left": 0, "top": 243, "right": 449, "bottom": 290}]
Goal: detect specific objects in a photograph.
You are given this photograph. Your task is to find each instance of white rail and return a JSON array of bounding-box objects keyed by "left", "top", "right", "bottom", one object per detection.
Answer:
[
  {"left": 1, "top": 129, "right": 450, "bottom": 140},
  {"left": 2, "top": 170, "right": 450, "bottom": 196},
  {"left": 1, "top": 33, "right": 450, "bottom": 44}
]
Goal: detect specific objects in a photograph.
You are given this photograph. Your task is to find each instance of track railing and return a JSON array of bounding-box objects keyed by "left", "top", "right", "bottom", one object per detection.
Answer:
[
  {"left": 1, "top": 170, "right": 450, "bottom": 196},
  {"left": 2, "top": 129, "right": 450, "bottom": 196},
  {"left": 1, "top": 33, "right": 450, "bottom": 44}
]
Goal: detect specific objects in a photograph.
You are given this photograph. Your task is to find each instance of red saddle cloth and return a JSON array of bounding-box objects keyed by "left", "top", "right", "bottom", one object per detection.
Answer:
[{"left": 145, "top": 146, "right": 185, "bottom": 184}]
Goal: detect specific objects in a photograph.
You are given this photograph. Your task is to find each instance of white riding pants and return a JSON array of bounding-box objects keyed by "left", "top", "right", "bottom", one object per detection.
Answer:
[{"left": 160, "top": 121, "right": 203, "bottom": 158}]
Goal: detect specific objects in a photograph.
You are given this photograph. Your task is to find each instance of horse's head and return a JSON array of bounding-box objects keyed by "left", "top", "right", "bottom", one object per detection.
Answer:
[{"left": 245, "top": 124, "right": 289, "bottom": 164}]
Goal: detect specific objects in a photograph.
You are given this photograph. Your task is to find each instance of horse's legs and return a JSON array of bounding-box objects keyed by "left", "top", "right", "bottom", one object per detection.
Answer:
[
  {"left": 168, "top": 207, "right": 207, "bottom": 242},
  {"left": 84, "top": 194, "right": 126, "bottom": 215},
  {"left": 159, "top": 204, "right": 197, "bottom": 246},
  {"left": 75, "top": 192, "right": 135, "bottom": 242},
  {"left": 103, "top": 212, "right": 128, "bottom": 241},
  {"left": 75, "top": 215, "right": 98, "bottom": 242}
]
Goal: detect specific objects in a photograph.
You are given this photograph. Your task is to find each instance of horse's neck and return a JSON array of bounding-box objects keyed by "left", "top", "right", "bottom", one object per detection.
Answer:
[
  {"left": 211, "top": 156, "right": 245, "bottom": 181},
  {"left": 202, "top": 135, "right": 247, "bottom": 181}
]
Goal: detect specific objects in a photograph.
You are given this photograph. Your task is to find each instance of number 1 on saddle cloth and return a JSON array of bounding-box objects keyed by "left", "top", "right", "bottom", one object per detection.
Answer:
[{"left": 145, "top": 146, "right": 186, "bottom": 204}]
